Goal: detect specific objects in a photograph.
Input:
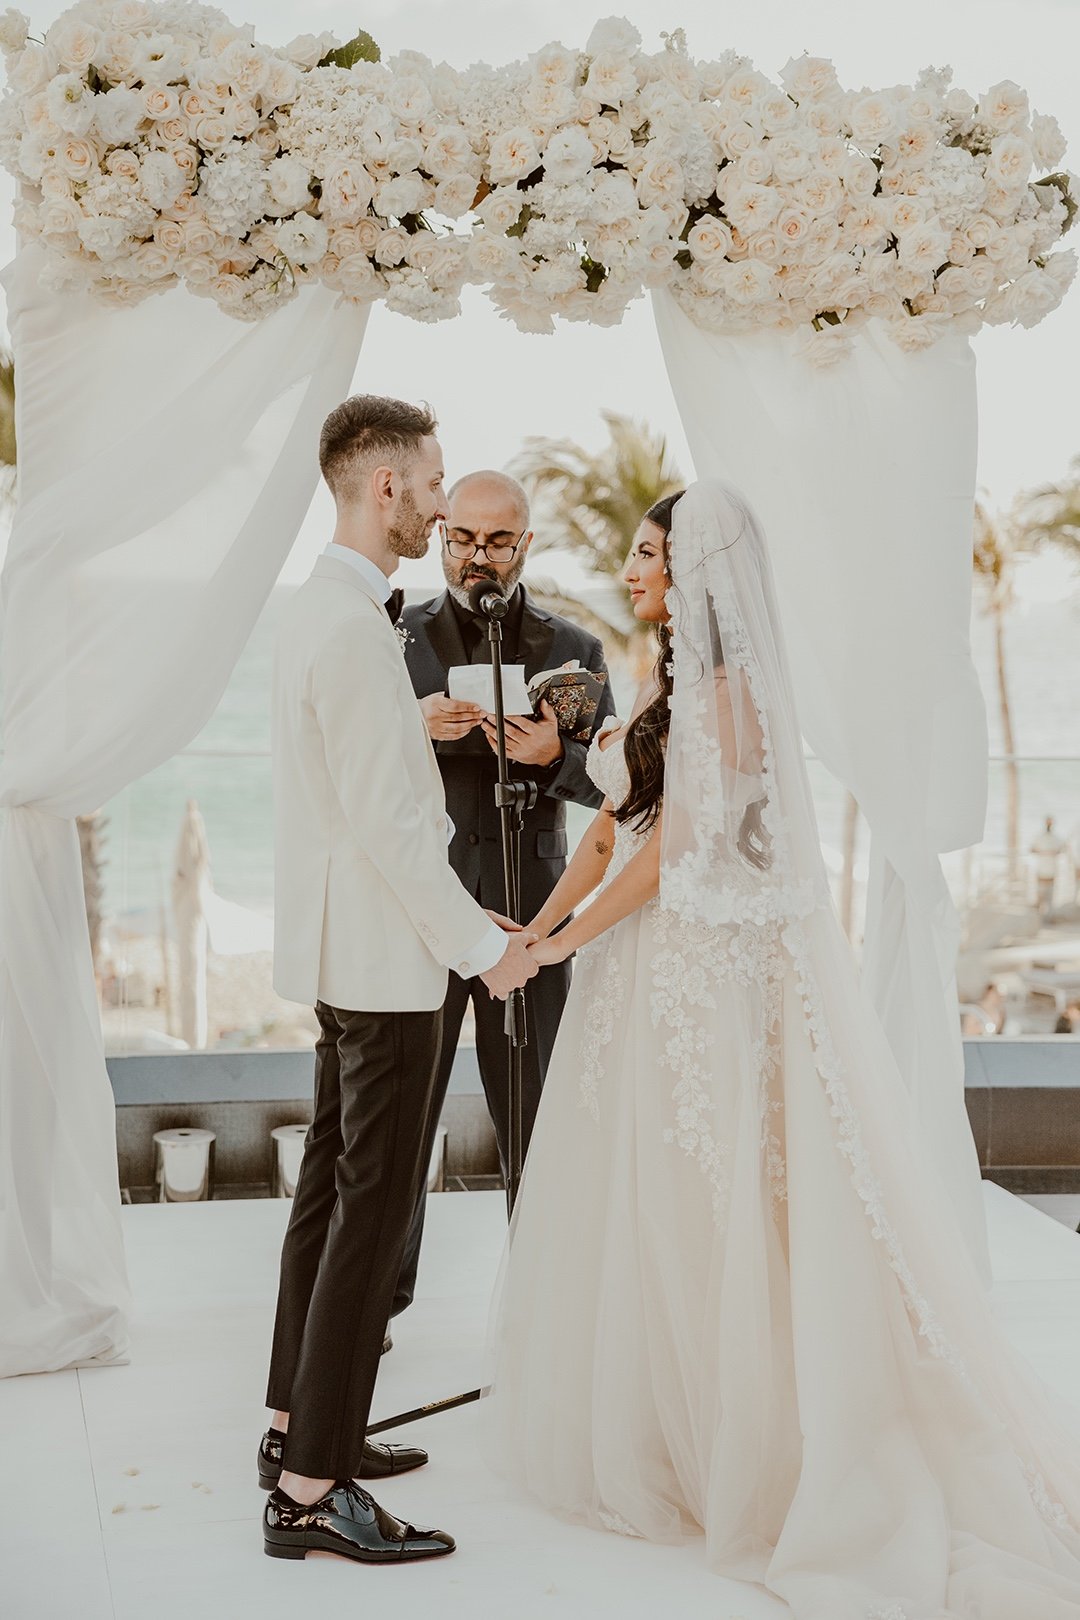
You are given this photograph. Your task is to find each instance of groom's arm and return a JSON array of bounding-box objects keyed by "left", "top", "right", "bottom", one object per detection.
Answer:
[{"left": 312, "top": 619, "right": 507, "bottom": 977}]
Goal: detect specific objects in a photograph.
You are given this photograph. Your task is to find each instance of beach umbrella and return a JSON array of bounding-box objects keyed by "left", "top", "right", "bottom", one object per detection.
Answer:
[{"left": 171, "top": 798, "right": 211, "bottom": 1049}]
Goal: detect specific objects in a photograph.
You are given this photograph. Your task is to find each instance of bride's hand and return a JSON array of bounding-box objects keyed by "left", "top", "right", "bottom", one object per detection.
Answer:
[{"left": 527, "top": 936, "right": 568, "bottom": 967}]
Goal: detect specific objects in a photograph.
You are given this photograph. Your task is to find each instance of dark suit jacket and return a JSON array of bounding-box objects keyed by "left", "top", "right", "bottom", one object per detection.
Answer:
[{"left": 400, "top": 586, "right": 617, "bottom": 919}]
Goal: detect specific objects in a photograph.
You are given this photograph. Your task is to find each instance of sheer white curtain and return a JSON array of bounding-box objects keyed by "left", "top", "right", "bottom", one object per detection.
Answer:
[
  {"left": 653, "top": 289, "right": 990, "bottom": 1277},
  {"left": 0, "top": 244, "right": 368, "bottom": 1375}
]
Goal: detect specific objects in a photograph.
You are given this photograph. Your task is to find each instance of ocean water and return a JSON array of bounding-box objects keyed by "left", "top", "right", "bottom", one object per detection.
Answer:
[{"left": 102, "top": 571, "right": 1080, "bottom": 926}]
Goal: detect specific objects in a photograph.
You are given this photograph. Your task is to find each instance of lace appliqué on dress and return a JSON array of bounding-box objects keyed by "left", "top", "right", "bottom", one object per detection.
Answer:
[
  {"left": 598, "top": 1508, "right": 644, "bottom": 1539},
  {"left": 577, "top": 940, "right": 624, "bottom": 1123}
]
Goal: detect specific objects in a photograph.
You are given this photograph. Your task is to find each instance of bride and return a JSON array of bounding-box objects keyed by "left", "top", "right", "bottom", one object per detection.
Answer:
[{"left": 485, "top": 479, "right": 1080, "bottom": 1618}]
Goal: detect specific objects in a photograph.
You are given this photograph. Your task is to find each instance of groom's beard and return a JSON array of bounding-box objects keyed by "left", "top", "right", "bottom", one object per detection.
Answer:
[
  {"left": 445, "top": 551, "right": 527, "bottom": 610},
  {"left": 387, "top": 488, "right": 434, "bottom": 561}
]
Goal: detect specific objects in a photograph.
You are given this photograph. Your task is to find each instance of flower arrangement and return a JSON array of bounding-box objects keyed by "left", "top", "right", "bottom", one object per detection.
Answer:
[{"left": 0, "top": 2, "right": 1074, "bottom": 360}]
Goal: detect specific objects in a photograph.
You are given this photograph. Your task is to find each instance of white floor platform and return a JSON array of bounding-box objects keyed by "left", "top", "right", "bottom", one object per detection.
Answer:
[{"left": 5, "top": 1184, "right": 1080, "bottom": 1620}]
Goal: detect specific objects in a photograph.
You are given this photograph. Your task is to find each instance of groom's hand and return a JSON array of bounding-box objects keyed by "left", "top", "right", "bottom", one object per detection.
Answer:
[
  {"left": 485, "top": 909, "right": 530, "bottom": 933},
  {"left": 479, "top": 933, "right": 539, "bottom": 1000},
  {"left": 421, "top": 693, "right": 485, "bottom": 741}
]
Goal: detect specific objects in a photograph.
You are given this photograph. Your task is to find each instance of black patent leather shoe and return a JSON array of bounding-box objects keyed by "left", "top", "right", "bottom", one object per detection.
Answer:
[
  {"left": 263, "top": 1480, "right": 454, "bottom": 1563},
  {"left": 257, "top": 1428, "right": 428, "bottom": 1491}
]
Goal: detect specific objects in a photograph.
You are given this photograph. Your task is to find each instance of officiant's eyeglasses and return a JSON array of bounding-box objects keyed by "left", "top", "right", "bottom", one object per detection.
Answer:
[{"left": 439, "top": 522, "right": 527, "bottom": 565}]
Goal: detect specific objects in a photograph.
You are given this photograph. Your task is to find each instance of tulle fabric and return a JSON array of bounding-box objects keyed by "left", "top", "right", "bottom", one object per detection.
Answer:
[{"left": 485, "top": 481, "right": 1080, "bottom": 1618}]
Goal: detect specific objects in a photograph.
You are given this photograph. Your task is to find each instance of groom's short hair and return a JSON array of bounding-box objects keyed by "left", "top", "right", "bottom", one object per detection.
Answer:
[{"left": 320, "top": 394, "right": 438, "bottom": 500}]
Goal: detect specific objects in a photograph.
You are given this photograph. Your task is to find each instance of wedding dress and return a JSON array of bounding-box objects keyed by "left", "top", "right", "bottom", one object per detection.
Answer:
[{"left": 485, "top": 480, "right": 1080, "bottom": 1619}]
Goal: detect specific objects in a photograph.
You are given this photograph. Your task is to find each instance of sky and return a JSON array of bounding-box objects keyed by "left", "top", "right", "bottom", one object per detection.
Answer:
[{"left": 1, "top": 0, "right": 1077, "bottom": 590}]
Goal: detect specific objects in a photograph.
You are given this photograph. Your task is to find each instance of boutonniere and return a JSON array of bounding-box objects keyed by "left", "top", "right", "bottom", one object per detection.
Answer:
[{"left": 396, "top": 623, "right": 414, "bottom": 653}]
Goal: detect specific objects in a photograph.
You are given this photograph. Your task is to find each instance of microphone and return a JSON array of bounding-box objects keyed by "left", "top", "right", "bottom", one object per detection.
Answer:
[{"left": 467, "top": 578, "right": 509, "bottom": 620}]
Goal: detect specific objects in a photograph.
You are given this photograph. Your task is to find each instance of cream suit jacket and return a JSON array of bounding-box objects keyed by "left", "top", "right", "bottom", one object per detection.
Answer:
[{"left": 272, "top": 554, "right": 496, "bottom": 1011}]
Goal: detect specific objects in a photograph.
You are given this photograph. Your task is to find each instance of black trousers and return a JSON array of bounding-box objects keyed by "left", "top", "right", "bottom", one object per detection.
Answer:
[
  {"left": 393, "top": 955, "right": 571, "bottom": 1313},
  {"left": 265, "top": 1000, "right": 442, "bottom": 1480}
]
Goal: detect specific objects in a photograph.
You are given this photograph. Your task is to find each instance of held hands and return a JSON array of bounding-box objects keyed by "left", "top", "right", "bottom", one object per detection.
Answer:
[
  {"left": 481, "top": 699, "right": 564, "bottom": 768},
  {"left": 479, "top": 927, "right": 540, "bottom": 1000},
  {"left": 420, "top": 692, "right": 485, "bottom": 741},
  {"left": 526, "top": 936, "right": 571, "bottom": 968}
]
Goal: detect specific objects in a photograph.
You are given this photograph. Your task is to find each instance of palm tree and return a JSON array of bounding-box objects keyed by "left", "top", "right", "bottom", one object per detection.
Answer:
[
  {"left": 513, "top": 411, "right": 684, "bottom": 659},
  {"left": 1012, "top": 455, "right": 1080, "bottom": 559},
  {"left": 972, "top": 500, "right": 1021, "bottom": 885}
]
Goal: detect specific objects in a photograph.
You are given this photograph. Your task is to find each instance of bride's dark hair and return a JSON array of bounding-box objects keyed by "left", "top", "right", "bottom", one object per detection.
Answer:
[
  {"left": 617, "top": 492, "right": 683, "bottom": 836},
  {"left": 617, "top": 490, "right": 772, "bottom": 871}
]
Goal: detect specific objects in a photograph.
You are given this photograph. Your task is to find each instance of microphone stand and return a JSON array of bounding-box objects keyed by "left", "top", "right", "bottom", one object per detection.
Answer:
[{"left": 367, "top": 582, "right": 537, "bottom": 1439}]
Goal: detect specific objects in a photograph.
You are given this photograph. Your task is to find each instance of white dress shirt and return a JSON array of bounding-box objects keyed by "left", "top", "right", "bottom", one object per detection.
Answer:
[{"left": 320, "top": 545, "right": 505, "bottom": 978}]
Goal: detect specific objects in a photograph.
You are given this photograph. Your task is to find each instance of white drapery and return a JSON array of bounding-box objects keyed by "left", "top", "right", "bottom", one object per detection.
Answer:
[
  {"left": 653, "top": 290, "right": 990, "bottom": 1277},
  {"left": 0, "top": 245, "right": 367, "bottom": 1375}
]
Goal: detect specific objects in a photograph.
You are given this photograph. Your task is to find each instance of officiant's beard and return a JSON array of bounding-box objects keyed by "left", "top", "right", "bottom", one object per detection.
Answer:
[
  {"left": 387, "top": 487, "right": 435, "bottom": 561},
  {"left": 445, "top": 551, "right": 527, "bottom": 610}
]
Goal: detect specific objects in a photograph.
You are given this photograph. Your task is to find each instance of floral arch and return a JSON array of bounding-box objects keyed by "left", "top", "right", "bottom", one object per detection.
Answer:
[{"left": 0, "top": 0, "right": 1074, "bottom": 1375}]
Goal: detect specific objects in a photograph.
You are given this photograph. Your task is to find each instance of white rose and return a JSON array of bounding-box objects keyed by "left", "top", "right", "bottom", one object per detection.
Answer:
[
  {"left": 723, "top": 181, "right": 781, "bottom": 232},
  {"left": 780, "top": 54, "right": 840, "bottom": 104},
  {"left": 806, "top": 101, "right": 843, "bottom": 138},
  {"left": 944, "top": 87, "right": 975, "bottom": 125},
  {"left": 723, "top": 69, "right": 773, "bottom": 110},
  {"left": 424, "top": 123, "right": 474, "bottom": 182},
  {"left": 799, "top": 171, "right": 842, "bottom": 214},
  {"left": 987, "top": 133, "right": 1032, "bottom": 192},
  {"left": 0, "top": 9, "right": 29, "bottom": 56},
  {"left": 56, "top": 134, "right": 97, "bottom": 182},
  {"left": 477, "top": 186, "right": 524, "bottom": 233},
  {"left": 844, "top": 154, "right": 879, "bottom": 198},
  {"left": 433, "top": 173, "right": 477, "bottom": 218},
  {"left": 522, "top": 78, "right": 577, "bottom": 129},
  {"left": 542, "top": 126, "right": 595, "bottom": 186},
  {"left": 353, "top": 217, "right": 382, "bottom": 253},
  {"left": 776, "top": 206, "right": 811, "bottom": 248},
  {"left": 635, "top": 152, "right": 683, "bottom": 207},
  {"left": 488, "top": 126, "right": 541, "bottom": 185},
  {"left": 760, "top": 95, "right": 797, "bottom": 137},
  {"left": 388, "top": 74, "right": 434, "bottom": 125},
  {"left": 1030, "top": 112, "right": 1067, "bottom": 173},
  {"left": 39, "top": 167, "right": 74, "bottom": 198},
  {"left": 337, "top": 252, "right": 379, "bottom": 298},
  {"left": 282, "top": 31, "right": 337, "bottom": 70},
  {"left": 726, "top": 257, "right": 777, "bottom": 304},
  {"left": 897, "top": 222, "right": 950, "bottom": 272},
  {"left": 849, "top": 93, "right": 900, "bottom": 148},
  {"left": 143, "top": 85, "right": 180, "bottom": 123},
  {"left": 46, "top": 18, "right": 100, "bottom": 75},
  {"left": 274, "top": 214, "right": 328, "bottom": 265},
  {"left": 735, "top": 149, "right": 773, "bottom": 185},
  {"left": 194, "top": 114, "right": 231, "bottom": 149},
  {"left": 885, "top": 311, "right": 950, "bottom": 351},
  {"left": 591, "top": 170, "right": 637, "bottom": 225},
  {"left": 266, "top": 155, "right": 311, "bottom": 215},
  {"left": 978, "top": 80, "right": 1029, "bottom": 135},
  {"left": 717, "top": 120, "right": 755, "bottom": 161},
  {"left": 182, "top": 217, "right": 218, "bottom": 257},
  {"left": 154, "top": 217, "right": 185, "bottom": 255},
  {"left": 769, "top": 134, "right": 816, "bottom": 183},
  {"left": 962, "top": 213, "right": 997, "bottom": 250},
  {"left": 744, "top": 225, "right": 785, "bottom": 266},
  {"left": 585, "top": 17, "right": 642, "bottom": 55},
  {"left": 893, "top": 121, "right": 937, "bottom": 168},
  {"left": 129, "top": 240, "right": 177, "bottom": 281},
  {"left": 39, "top": 194, "right": 83, "bottom": 237},
  {"left": 687, "top": 214, "right": 734, "bottom": 263},
  {"left": 217, "top": 39, "right": 272, "bottom": 98},
  {"left": 529, "top": 41, "right": 580, "bottom": 87},
  {"left": 319, "top": 160, "right": 375, "bottom": 222},
  {"left": 583, "top": 52, "right": 639, "bottom": 109},
  {"left": 9, "top": 39, "right": 47, "bottom": 92},
  {"left": 373, "top": 225, "right": 409, "bottom": 266},
  {"left": 47, "top": 74, "right": 94, "bottom": 136},
  {"left": 890, "top": 197, "right": 926, "bottom": 233}
]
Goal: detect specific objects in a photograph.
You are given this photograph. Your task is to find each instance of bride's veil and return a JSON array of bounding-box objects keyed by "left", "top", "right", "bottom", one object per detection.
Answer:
[{"left": 660, "top": 479, "right": 828, "bottom": 930}]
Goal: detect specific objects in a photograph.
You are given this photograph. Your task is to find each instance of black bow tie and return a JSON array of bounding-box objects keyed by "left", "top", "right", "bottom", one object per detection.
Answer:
[{"left": 385, "top": 588, "right": 405, "bottom": 624}]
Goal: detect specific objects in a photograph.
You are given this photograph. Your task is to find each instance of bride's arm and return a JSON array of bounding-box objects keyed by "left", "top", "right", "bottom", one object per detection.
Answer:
[
  {"left": 527, "top": 799, "right": 617, "bottom": 940},
  {"left": 529, "top": 813, "right": 662, "bottom": 965}
]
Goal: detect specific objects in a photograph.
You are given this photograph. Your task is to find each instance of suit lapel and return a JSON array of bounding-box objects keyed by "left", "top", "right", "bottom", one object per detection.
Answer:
[
  {"left": 423, "top": 591, "right": 470, "bottom": 674},
  {"left": 517, "top": 586, "right": 557, "bottom": 681}
]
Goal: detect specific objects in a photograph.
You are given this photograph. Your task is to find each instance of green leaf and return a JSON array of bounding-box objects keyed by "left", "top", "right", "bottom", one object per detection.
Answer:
[{"left": 319, "top": 28, "right": 381, "bottom": 69}]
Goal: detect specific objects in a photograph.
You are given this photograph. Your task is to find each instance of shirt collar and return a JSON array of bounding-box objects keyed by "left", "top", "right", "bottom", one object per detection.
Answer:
[{"left": 323, "top": 542, "right": 393, "bottom": 605}]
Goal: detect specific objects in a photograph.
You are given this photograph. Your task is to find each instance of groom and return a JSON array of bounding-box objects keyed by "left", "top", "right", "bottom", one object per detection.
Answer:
[{"left": 260, "top": 394, "right": 537, "bottom": 1566}]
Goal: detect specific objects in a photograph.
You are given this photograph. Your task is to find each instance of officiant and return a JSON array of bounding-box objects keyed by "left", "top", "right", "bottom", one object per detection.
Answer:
[{"left": 393, "top": 469, "right": 615, "bottom": 1312}]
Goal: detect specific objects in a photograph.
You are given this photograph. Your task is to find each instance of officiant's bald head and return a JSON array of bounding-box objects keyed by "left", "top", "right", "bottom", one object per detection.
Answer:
[{"left": 442, "top": 470, "right": 534, "bottom": 607}]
